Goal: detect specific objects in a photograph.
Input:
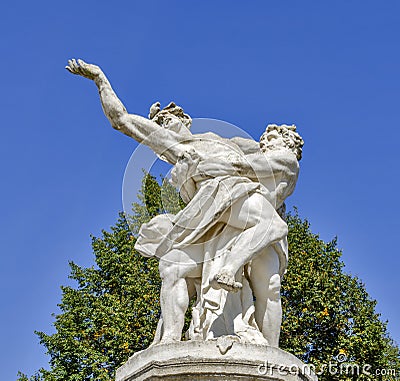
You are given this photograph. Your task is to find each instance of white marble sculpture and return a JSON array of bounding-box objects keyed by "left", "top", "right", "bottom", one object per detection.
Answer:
[{"left": 66, "top": 59, "right": 304, "bottom": 349}]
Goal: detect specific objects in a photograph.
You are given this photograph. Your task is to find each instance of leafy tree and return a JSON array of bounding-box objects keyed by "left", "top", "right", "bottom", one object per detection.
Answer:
[
  {"left": 281, "top": 213, "right": 400, "bottom": 380},
  {"left": 18, "top": 176, "right": 399, "bottom": 381}
]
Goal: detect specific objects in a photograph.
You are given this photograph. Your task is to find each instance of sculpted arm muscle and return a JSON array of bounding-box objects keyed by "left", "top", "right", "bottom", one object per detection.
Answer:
[
  {"left": 66, "top": 59, "right": 185, "bottom": 164},
  {"left": 233, "top": 152, "right": 275, "bottom": 180}
]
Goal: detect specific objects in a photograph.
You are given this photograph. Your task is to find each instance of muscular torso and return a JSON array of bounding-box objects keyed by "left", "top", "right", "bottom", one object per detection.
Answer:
[{"left": 171, "top": 132, "right": 299, "bottom": 209}]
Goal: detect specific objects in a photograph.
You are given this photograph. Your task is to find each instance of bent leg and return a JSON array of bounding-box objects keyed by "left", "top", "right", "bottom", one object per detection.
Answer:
[
  {"left": 158, "top": 248, "right": 201, "bottom": 342},
  {"left": 250, "top": 246, "right": 282, "bottom": 347},
  {"left": 215, "top": 193, "right": 288, "bottom": 291}
]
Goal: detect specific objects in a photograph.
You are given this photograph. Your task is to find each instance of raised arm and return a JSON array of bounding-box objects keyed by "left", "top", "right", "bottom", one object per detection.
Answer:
[{"left": 66, "top": 59, "right": 186, "bottom": 164}]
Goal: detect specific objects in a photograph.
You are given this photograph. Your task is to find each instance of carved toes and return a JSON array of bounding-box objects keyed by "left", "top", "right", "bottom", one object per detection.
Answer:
[{"left": 213, "top": 270, "right": 242, "bottom": 292}]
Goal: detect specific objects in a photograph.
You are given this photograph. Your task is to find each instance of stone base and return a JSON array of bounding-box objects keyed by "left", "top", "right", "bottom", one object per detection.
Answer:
[{"left": 116, "top": 340, "right": 318, "bottom": 381}]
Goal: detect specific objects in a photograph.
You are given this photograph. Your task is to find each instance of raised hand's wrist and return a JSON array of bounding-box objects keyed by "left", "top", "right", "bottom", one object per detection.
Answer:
[{"left": 94, "top": 72, "right": 108, "bottom": 87}]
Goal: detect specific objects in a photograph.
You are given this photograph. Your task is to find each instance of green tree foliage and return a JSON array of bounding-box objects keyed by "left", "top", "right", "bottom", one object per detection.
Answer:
[
  {"left": 281, "top": 213, "right": 400, "bottom": 379},
  {"left": 19, "top": 175, "right": 399, "bottom": 380}
]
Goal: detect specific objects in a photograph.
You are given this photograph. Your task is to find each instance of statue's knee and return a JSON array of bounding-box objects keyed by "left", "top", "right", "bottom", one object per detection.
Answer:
[
  {"left": 269, "top": 219, "right": 288, "bottom": 241},
  {"left": 159, "top": 261, "right": 179, "bottom": 284},
  {"left": 268, "top": 274, "right": 281, "bottom": 300}
]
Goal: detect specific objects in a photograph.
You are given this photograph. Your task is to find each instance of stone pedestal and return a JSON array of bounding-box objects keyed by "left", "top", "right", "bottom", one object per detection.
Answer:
[{"left": 116, "top": 341, "right": 318, "bottom": 381}]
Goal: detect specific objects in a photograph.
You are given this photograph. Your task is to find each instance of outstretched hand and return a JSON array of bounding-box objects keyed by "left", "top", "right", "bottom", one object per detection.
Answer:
[{"left": 65, "top": 59, "right": 103, "bottom": 80}]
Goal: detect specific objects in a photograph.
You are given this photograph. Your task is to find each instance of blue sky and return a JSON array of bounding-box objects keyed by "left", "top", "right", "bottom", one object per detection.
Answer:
[{"left": 1, "top": 1, "right": 399, "bottom": 379}]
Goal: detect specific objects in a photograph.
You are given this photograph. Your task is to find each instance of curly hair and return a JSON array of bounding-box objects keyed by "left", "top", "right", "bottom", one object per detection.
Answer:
[
  {"left": 148, "top": 101, "right": 192, "bottom": 130},
  {"left": 259, "top": 124, "right": 304, "bottom": 161}
]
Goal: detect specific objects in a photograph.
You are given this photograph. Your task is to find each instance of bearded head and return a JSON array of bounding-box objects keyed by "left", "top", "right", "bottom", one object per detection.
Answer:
[{"left": 259, "top": 124, "right": 304, "bottom": 161}]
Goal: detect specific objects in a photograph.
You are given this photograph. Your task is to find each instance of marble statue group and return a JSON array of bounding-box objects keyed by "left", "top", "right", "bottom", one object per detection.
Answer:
[{"left": 66, "top": 59, "right": 304, "bottom": 350}]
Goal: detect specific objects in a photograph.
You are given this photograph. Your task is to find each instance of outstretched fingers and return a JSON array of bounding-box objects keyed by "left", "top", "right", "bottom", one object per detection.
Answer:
[
  {"left": 65, "top": 58, "right": 100, "bottom": 79},
  {"left": 65, "top": 58, "right": 82, "bottom": 75},
  {"left": 77, "top": 59, "right": 87, "bottom": 68}
]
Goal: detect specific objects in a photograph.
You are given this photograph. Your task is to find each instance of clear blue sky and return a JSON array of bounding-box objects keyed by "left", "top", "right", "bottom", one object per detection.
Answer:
[{"left": 1, "top": 1, "right": 399, "bottom": 379}]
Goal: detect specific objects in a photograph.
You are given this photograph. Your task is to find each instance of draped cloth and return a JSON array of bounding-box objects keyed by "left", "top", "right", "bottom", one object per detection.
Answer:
[{"left": 134, "top": 151, "right": 295, "bottom": 343}]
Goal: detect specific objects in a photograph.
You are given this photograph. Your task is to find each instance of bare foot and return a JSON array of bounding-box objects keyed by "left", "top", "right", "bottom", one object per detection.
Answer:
[{"left": 213, "top": 269, "right": 242, "bottom": 292}]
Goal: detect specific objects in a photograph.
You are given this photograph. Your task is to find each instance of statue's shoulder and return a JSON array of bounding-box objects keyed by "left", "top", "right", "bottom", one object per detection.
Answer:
[
  {"left": 193, "top": 132, "right": 258, "bottom": 154},
  {"left": 192, "top": 132, "right": 243, "bottom": 153},
  {"left": 193, "top": 132, "right": 224, "bottom": 141},
  {"left": 230, "top": 136, "right": 259, "bottom": 154},
  {"left": 267, "top": 149, "right": 299, "bottom": 174}
]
